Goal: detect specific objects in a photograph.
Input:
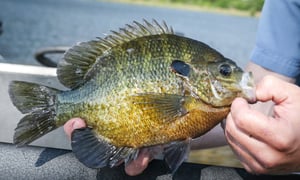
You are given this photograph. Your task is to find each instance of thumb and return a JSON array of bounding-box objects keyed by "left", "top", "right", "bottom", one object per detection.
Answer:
[
  {"left": 256, "top": 75, "right": 289, "bottom": 104},
  {"left": 63, "top": 118, "right": 86, "bottom": 140}
]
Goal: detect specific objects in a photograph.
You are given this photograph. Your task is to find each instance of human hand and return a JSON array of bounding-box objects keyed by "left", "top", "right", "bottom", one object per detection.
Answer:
[
  {"left": 124, "top": 149, "right": 153, "bottom": 176},
  {"left": 63, "top": 118, "right": 152, "bottom": 176},
  {"left": 225, "top": 75, "right": 300, "bottom": 174},
  {"left": 63, "top": 118, "right": 86, "bottom": 140}
]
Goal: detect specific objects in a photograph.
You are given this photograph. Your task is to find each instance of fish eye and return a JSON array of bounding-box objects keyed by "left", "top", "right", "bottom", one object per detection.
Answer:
[{"left": 219, "top": 64, "right": 232, "bottom": 77}]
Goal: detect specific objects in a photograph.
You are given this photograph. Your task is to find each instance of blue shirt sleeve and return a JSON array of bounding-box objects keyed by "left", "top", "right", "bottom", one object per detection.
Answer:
[{"left": 250, "top": 0, "right": 300, "bottom": 78}]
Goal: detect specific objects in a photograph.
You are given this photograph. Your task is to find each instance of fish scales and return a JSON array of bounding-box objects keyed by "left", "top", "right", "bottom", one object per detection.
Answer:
[
  {"left": 55, "top": 35, "right": 217, "bottom": 146},
  {"left": 9, "top": 20, "right": 255, "bottom": 172}
]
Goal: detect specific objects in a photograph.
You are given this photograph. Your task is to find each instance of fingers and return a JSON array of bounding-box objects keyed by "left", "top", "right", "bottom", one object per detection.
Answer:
[
  {"left": 226, "top": 110, "right": 283, "bottom": 174},
  {"left": 125, "top": 149, "right": 152, "bottom": 176},
  {"left": 226, "top": 124, "right": 289, "bottom": 174},
  {"left": 225, "top": 125, "right": 264, "bottom": 174},
  {"left": 228, "top": 98, "right": 291, "bottom": 151},
  {"left": 256, "top": 75, "right": 290, "bottom": 104},
  {"left": 228, "top": 98, "right": 275, "bottom": 143},
  {"left": 63, "top": 118, "right": 86, "bottom": 139},
  {"left": 224, "top": 75, "right": 300, "bottom": 174},
  {"left": 226, "top": 98, "right": 292, "bottom": 174}
]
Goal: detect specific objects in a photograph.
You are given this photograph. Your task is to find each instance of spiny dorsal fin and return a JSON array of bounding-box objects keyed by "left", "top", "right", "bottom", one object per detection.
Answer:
[{"left": 57, "top": 19, "right": 174, "bottom": 89}]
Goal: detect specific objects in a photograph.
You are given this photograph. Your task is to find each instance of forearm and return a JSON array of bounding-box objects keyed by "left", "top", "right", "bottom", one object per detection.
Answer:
[{"left": 246, "top": 62, "right": 295, "bottom": 84}]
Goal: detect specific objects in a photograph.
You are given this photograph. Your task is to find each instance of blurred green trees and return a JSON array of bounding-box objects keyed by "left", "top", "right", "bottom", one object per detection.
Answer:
[{"left": 159, "top": 0, "right": 264, "bottom": 15}]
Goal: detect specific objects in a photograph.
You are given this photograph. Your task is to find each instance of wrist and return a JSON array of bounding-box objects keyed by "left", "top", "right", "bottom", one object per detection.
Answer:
[{"left": 246, "top": 62, "right": 296, "bottom": 84}]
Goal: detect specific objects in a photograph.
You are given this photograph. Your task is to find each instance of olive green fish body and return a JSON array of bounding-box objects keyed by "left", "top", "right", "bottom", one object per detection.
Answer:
[
  {"left": 54, "top": 33, "right": 227, "bottom": 148},
  {"left": 9, "top": 20, "right": 255, "bottom": 172}
]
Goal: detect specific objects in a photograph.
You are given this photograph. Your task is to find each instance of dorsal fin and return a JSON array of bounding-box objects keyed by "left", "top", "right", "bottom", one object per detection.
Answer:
[{"left": 57, "top": 19, "right": 174, "bottom": 89}]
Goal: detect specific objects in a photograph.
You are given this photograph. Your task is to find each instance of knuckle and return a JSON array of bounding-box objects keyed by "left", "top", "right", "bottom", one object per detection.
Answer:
[
  {"left": 261, "top": 158, "right": 277, "bottom": 170},
  {"left": 253, "top": 153, "right": 281, "bottom": 173},
  {"left": 234, "top": 116, "right": 244, "bottom": 128},
  {"left": 257, "top": 75, "right": 274, "bottom": 92},
  {"left": 244, "top": 163, "right": 267, "bottom": 175},
  {"left": 258, "top": 154, "right": 283, "bottom": 172},
  {"left": 274, "top": 135, "right": 295, "bottom": 152},
  {"left": 261, "top": 75, "right": 274, "bottom": 86},
  {"left": 252, "top": 167, "right": 268, "bottom": 175},
  {"left": 275, "top": 141, "right": 290, "bottom": 152},
  {"left": 233, "top": 113, "right": 253, "bottom": 131}
]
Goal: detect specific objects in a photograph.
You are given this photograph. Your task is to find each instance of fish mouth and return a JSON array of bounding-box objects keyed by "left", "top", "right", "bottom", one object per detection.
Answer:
[{"left": 238, "top": 72, "right": 256, "bottom": 103}]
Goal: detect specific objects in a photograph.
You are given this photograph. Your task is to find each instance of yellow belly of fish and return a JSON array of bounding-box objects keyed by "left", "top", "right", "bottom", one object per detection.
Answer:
[{"left": 89, "top": 101, "right": 229, "bottom": 148}]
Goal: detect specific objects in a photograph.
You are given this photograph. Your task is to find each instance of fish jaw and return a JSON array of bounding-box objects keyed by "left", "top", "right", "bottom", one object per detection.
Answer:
[{"left": 238, "top": 72, "right": 256, "bottom": 103}]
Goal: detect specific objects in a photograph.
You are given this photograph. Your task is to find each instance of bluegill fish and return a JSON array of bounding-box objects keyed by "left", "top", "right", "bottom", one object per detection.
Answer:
[{"left": 9, "top": 20, "right": 255, "bottom": 173}]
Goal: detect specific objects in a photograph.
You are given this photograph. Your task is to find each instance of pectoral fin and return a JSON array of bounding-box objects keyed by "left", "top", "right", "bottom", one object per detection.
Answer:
[
  {"left": 71, "top": 127, "right": 138, "bottom": 168},
  {"left": 131, "top": 93, "right": 187, "bottom": 123},
  {"left": 164, "top": 138, "right": 191, "bottom": 174}
]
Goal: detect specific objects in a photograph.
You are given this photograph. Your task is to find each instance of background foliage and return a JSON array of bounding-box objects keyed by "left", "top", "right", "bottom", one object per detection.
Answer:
[{"left": 142, "top": 0, "right": 264, "bottom": 16}]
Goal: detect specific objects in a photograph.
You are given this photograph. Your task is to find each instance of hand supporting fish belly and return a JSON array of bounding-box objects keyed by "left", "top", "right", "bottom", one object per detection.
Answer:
[{"left": 8, "top": 19, "right": 255, "bottom": 174}]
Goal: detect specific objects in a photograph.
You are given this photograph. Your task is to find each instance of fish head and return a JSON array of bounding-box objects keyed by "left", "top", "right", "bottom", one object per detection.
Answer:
[
  {"left": 172, "top": 58, "right": 256, "bottom": 107},
  {"left": 206, "top": 58, "right": 256, "bottom": 106}
]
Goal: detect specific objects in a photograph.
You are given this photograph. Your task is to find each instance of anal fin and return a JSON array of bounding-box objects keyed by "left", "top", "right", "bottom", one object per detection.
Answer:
[{"left": 71, "top": 128, "right": 138, "bottom": 168}]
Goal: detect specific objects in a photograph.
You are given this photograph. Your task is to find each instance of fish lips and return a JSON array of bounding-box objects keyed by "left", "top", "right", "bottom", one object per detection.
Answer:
[{"left": 239, "top": 72, "right": 256, "bottom": 104}]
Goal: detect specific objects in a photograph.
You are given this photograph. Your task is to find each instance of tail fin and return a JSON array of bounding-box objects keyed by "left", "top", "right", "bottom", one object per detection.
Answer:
[{"left": 9, "top": 81, "right": 60, "bottom": 147}]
